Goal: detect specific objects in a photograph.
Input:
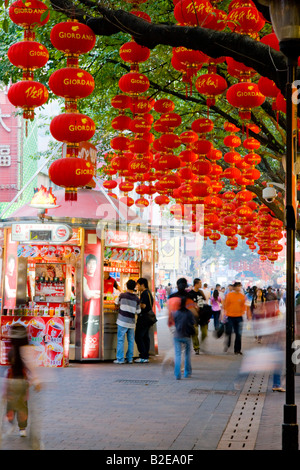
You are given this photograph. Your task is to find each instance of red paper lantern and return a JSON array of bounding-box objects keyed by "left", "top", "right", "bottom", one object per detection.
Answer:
[
  {"left": 111, "top": 115, "right": 132, "bottom": 131},
  {"left": 50, "top": 113, "right": 95, "bottom": 143},
  {"left": 111, "top": 94, "right": 131, "bottom": 110},
  {"left": 118, "top": 72, "right": 150, "bottom": 95},
  {"left": 155, "top": 195, "right": 170, "bottom": 206},
  {"left": 50, "top": 21, "right": 96, "bottom": 56},
  {"left": 49, "top": 157, "right": 94, "bottom": 200},
  {"left": 8, "top": 80, "right": 48, "bottom": 119},
  {"left": 226, "top": 82, "right": 265, "bottom": 120},
  {"left": 8, "top": 41, "right": 49, "bottom": 71},
  {"left": 195, "top": 73, "right": 227, "bottom": 106},
  {"left": 174, "top": 0, "right": 213, "bottom": 26},
  {"left": 119, "top": 181, "right": 134, "bottom": 193},
  {"left": 191, "top": 118, "right": 214, "bottom": 134},
  {"left": 9, "top": 0, "right": 50, "bottom": 29},
  {"left": 49, "top": 68, "right": 95, "bottom": 99},
  {"left": 119, "top": 41, "right": 150, "bottom": 64},
  {"left": 154, "top": 98, "right": 175, "bottom": 114},
  {"left": 103, "top": 180, "right": 118, "bottom": 190}
]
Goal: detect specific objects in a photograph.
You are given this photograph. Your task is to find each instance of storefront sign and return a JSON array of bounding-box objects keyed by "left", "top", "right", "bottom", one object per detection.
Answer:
[
  {"left": 17, "top": 244, "right": 81, "bottom": 260},
  {"left": 0, "top": 88, "right": 19, "bottom": 202},
  {"left": 12, "top": 223, "right": 73, "bottom": 243},
  {"left": 105, "top": 230, "right": 152, "bottom": 249}
]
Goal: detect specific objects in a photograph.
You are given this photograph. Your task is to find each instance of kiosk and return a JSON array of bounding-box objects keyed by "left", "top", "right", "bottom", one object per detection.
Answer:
[{"left": 0, "top": 188, "right": 157, "bottom": 364}]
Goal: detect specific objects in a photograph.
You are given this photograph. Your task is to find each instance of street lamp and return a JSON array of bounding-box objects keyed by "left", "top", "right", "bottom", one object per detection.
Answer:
[{"left": 258, "top": 0, "right": 300, "bottom": 451}]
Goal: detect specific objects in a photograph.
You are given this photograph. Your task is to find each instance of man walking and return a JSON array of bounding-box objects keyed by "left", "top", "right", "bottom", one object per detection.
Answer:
[{"left": 224, "top": 282, "right": 246, "bottom": 355}]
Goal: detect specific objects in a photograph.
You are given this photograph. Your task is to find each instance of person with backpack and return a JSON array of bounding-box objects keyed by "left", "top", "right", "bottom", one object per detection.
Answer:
[{"left": 173, "top": 296, "right": 196, "bottom": 380}]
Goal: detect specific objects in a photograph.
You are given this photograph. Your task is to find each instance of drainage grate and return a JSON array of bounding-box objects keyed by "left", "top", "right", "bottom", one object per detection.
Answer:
[
  {"left": 115, "top": 379, "right": 159, "bottom": 385},
  {"left": 189, "top": 389, "right": 237, "bottom": 396},
  {"left": 217, "top": 372, "right": 270, "bottom": 450}
]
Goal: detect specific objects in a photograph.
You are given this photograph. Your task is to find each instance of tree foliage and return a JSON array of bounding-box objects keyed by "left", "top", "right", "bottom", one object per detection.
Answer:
[{"left": 0, "top": 0, "right": 296, "bottom": 230}]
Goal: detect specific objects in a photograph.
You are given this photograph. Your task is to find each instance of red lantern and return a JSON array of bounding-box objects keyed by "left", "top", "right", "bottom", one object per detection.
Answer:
[
  {"left": 118, "top": 72, "right": 150, "bottom": 95},
  {"left": 227, "top": 5, "right": 264, "bottom": 35},
  {"left": 50, "top": 21, "right": 96, "bottom": 57},
  {"left": 174, "top": 0, "right": 213, "bottom": 26},
  {"left": 191, "top": 159, "right": 212, "bottom": 176},
  {"left": 119, "top": 41, "right": 150, "bottom": 64},
  {"left": 49, "top": 157, "right": 94, "bottom": 200},
  {"left": 50, "top": 113, "right": 95, "bottom": 143},
  {"left": 49, "top": 68, "right": 95, "bottom": 99},
  {"left": 135, "top": 197, "right": 149, "bottom": 208},
  {"left": 191, "top": 139, "right": 213, "bottom": 155},
  {"left": 180, "top": 130, "right": 198, "bottom": 145},
  {"left": 103, "top": 180, "right": 118, "bottom": 190},
  {"left": 195, "top": 73, "right": 227, "bottom": 106},
  {"left": 159, "top": 112, "right": 182, "bottom": 129},
  {"left": 8, "top": 41, "right": 49, "bottom": 72},
  {"left": 8, "top": 80, "right": 48, "bottom": 119},
  {"left": 223, "top": 135, "right": 241, "bottom": 148},
  {"left": 119, "top": 181, "right": 134, "bottom": 193},
  {"left": 154, "top": 98, "right": 175, "bottom": 113},
  {"left": 111, "top": 115, "right": 132, "bottom": 131},
  {"left": 155, "top": 195, "right": 170, "bottom": 206},
  {"left": 111, "top": 94, "right": 131, "bottom": 110},
  {"left": 191, "top": 118, "right": 214, "bottom": 135},
  {"left": 226, "top": 82, "right": 265, "bottom": 120},
  {"left": 258, "top": 76, "right": 280, "bottom": 100},
  {"left": 224, "top": 151, "right": 242, "bottom": 165},
  {"left": 9, "top": 0, "right": 50, "bottom": 29}
]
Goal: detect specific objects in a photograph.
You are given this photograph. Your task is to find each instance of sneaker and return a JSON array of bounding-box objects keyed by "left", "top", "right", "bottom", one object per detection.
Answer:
[
  {"left": 134, "top": 358, "right": 149, "bottom": 363},
  {"left": 125, "top": 359, "right": 133, "bottom": 364},
  {"left": 272, "top": 386, "right": 286, "bottom": 392},
  {"left": 194, "top": 350, "right": 200, "bottom": 355},
  {"left": 19, "top": 429, "right": 27, "bottom": 437},
  {"left": 113, "top": 360, "right": 125, "bottom": 364}
]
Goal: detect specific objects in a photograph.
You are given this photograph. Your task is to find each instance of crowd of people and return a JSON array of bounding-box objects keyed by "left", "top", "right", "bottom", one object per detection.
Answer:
[
  {"left": 162, "top": 278, "right": 285, "bottom": 388},
  {"left": 112, "top": 277, "right": 286, "bottom": 390}
]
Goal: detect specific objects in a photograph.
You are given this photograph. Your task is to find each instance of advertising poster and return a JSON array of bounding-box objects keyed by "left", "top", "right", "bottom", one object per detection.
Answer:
[
  {"left": 0, "top": 316, "right": 67, "bottom": 367},
  {"left": 82, "top": 230, "right": 101, "bottom": 359},
  {"left": 3, "top": 228, "right": 18, "bottom": 309}
]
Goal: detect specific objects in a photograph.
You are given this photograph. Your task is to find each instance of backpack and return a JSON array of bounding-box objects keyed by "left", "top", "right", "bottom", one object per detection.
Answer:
[{"left": 174, "top": 308, "right": 195, "bottom": 337}]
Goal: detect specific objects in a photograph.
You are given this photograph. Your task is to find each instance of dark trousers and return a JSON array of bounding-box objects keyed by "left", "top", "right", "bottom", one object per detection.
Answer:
[
  {"left": 135, "top": 322, "right": 150, "bottom": 359},
  {"left": 226, "top": 316, "right": 243, "bottom": 353}
]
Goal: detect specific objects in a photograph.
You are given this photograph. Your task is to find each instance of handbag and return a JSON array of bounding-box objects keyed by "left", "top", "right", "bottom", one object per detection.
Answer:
[{"left": 144, "top": 291, "right": 157, "bottom": 327}]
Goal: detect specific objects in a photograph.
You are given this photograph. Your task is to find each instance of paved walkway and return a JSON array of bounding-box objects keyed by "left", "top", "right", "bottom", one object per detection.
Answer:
[{"left": 0, "top": 309, "right": 298, "bottom": 451}]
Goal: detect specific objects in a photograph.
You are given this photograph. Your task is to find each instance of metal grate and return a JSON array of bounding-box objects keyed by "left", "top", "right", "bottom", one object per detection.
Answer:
[
  {"left": 115, "top": 379, "right": 159, "bottom": 385},
  {"left": 189, "top": 389, "right": 237, "bottom": 396},
  {"left": 217, "top": 372, "right": 270, "bottom": 450}
]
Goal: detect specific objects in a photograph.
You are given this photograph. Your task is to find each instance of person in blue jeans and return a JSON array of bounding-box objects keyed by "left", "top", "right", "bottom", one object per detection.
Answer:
[
  {"left": 114, "top": 279, "right": 141, "bottom": 364},
  {"left": 173, "top": 295, "right": 196, "bottom": 380}
]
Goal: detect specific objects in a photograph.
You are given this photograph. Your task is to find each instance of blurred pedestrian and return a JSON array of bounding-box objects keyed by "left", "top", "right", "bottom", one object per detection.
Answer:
[
  {"left": 114, "top": 279, "right": 141, "bottom": 364},
  {"left": 162, "top": 278, "right": 197, "bottom": 371},
  {"left": 188, "top": 278, "right": 206, "bottom": 354},
  {"left": 173, "top": 296, "right": 196, "bottom": 380},
  {"left": 1, "top": 324, "right": 42, "bottom": 449},
  {"left": 210, "top": 289, "right": 222, "bottom": 331},
  {"left": 250, "top": 287, "right": 265, "bottom": 343},
  {"left": 135, "top": 278, "right": 153, "bottom": 363},
  {"left": 224, "top": 282, "right": 247, "bottom": 354},
  {"left": 158, "top": 285, "right": 166, "bottom": 309}
]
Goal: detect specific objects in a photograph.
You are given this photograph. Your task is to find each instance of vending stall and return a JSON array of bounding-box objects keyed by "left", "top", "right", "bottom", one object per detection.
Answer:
[{"left": 0, "top": 188, "right": 157, "bottom": 364}]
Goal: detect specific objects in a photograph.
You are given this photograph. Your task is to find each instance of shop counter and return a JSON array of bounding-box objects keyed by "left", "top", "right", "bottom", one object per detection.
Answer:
[{"left": 0, "top": 315, "right": 70, "bottom": 367}]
